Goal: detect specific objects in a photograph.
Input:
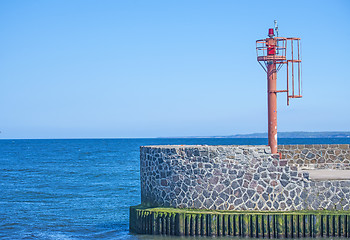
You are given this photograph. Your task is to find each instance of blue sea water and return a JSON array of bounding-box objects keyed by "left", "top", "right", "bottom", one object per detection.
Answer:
[{"left": 1, "top": 138, "right": 350, "bottom": 240}]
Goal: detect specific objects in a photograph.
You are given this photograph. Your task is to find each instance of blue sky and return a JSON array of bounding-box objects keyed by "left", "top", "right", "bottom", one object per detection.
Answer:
[{"left": 0, "top": 0, "right": 349, "bottom": 139}]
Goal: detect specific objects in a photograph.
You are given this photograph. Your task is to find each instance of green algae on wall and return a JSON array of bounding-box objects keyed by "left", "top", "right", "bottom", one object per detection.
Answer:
[{"left": 130, "top": 205, "right": 350, "bottom": 238}]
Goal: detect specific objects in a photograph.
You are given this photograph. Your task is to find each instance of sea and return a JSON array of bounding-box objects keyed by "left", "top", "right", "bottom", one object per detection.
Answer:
[{"left": 1, "top": 138, "right": 350, "bottom": 240}]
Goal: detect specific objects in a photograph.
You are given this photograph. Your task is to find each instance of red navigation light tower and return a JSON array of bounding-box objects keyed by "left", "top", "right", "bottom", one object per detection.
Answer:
[{"left": 256, "top": 21, "right": 302, "bottom": 154}]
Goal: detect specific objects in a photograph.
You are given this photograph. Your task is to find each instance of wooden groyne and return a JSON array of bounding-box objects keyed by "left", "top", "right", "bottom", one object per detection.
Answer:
[{"left": 130, "top": 205, "right": 350, "bottom": 238}]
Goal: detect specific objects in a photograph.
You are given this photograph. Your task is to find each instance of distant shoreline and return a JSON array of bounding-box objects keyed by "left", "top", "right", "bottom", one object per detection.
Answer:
[{"left": 161, "top": 131, "right": 350, "bottom": 139}]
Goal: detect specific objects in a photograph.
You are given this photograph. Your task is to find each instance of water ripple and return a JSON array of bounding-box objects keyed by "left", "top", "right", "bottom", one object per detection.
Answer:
[{"left": 1, "top": 138, "right": 350, "bottom": 239}]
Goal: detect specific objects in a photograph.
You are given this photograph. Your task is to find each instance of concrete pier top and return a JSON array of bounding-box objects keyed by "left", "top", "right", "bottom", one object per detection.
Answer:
[
  {"left": 143, "top": 145, "right": 269, "bottom": 148},
  {"left": 307, "top": 169, "right": 350, "bottom": 180}
]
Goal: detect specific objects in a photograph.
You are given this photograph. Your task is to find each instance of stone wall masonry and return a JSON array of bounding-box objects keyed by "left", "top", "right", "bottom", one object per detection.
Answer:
[
  {"left": 140, "top": 145, "right": 350, "bottom": 211},
  {"left": 278, "top": 144, "right": 350, "bottom": 170},
  {"left": 306, "top": 180, "right": 350, "bottom": 210},
  {"left": 141, "top": 145, "right": 308, "bottom": 211},
  {"left": 277, "top": 144, "right": 350, "bottom": 210}
]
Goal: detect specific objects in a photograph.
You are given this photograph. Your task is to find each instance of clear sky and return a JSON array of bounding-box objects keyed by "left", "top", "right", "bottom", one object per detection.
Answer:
[{"left": 0, "top": 0, "right": 349, "bottom": 139}]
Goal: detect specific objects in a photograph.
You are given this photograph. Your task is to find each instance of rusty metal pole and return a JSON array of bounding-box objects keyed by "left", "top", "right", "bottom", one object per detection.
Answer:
[
  {"left": 267, "top": 30, "right": 278, "bottom": 154},
  {"left": 267, "top": 60, "right": 277, "bottom": 153}
]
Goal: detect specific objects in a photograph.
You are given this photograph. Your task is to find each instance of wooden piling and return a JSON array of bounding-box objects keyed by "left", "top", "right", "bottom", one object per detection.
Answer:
[{"left": 129, "top": 205, "right": 350, "bottom": 238}]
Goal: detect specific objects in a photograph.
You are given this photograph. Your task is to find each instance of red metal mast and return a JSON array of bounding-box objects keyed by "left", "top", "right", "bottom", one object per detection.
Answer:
[
  {"left": 266, "top": 31, "right": 278, "bottom": 153},
  {"left": 256, "top": 22, "right": 302, "bottom": 154}
]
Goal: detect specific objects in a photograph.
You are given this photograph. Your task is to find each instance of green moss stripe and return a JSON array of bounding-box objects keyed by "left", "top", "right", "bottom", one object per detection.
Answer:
[{"left": 130, "top": 205, "right": 350, "bottom": 238}]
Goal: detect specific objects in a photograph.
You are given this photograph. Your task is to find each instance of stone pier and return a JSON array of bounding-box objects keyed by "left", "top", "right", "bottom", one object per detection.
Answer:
[{"left": 130, "top": 144, "right": 350, "bottom": 237}]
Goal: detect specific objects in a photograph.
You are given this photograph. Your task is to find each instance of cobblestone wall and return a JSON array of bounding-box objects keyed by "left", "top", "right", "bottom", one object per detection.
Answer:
[
  {"left": 278, "top": 144, "right": 350, "bottom": 170},
  {"left": 306, "top": 180, "right": 350, "bottom": 210},
  {"left": 141, "top": 145, "right": 309, "bottom": 211},
  {"left": 140, "top": 145, "right": 350, "bottom": 211}
]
